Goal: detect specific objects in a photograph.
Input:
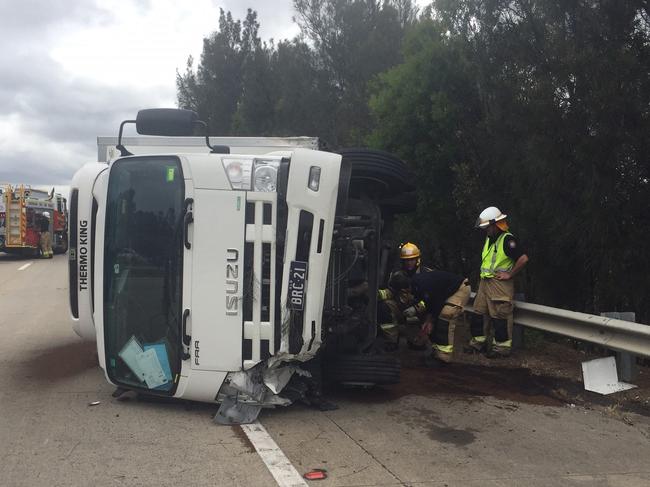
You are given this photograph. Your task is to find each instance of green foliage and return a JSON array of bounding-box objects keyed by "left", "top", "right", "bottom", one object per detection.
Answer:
[
  {"left": 370, "top": 0, "right": 650, "bottom": 322},
  {"left": 178, "top": 1, "right": 417, "bottom": 143}
]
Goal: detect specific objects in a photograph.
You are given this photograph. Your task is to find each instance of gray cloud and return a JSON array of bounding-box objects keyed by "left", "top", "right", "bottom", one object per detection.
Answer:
[
  {"left": 0, "top": 0, "right": 300, "bottom": 186},
  {"left": 0, "top": 0, "right": 112, "bottom": 36}
]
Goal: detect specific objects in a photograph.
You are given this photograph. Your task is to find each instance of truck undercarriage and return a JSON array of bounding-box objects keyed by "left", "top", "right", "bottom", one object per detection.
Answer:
[{"left": 319, "top": 149, "right": 416, "bottom": 385}]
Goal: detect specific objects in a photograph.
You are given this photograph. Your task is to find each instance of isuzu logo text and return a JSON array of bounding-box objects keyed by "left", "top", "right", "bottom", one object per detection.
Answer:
[
  {"left": 78, "top": 220, "right": 89, "bottom": 291},
  {"left": 226, "top": 248, "right": 239, "bottom": 316}
]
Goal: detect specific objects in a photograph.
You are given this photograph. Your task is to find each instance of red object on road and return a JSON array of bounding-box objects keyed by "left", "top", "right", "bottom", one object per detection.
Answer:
[{"left": 303, "top": 469, "right": 327, "bottom": 480}]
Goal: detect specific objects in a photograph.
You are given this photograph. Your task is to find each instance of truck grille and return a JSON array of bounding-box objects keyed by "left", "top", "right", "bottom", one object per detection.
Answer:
[{"left": 242, "top": 194, "right": 277, "bottom": 368}]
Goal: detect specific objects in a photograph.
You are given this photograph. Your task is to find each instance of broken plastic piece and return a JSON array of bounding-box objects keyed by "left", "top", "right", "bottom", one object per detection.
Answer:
[
  {"left": 88, "top": 401, "right": 101, "bottom": 406},
  {"left": 303, "top": 469, "right": 327, "bottom": 480},
  {"left": 582, "top": 356, "right": 637, "bottom": 395}
]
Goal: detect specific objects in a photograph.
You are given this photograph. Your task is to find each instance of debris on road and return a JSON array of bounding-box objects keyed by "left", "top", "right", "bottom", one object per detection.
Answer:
[
  {"left": 88, "top": 401, "right": 101, "bottom": 407},
  {"left": 582, "top": 357, "right": 637, "bottom": 395},
  {"left": 303, "top": 469, "right": 327, "bottom": 480}
]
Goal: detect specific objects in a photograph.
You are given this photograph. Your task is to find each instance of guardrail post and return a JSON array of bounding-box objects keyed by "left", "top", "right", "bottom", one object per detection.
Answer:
[{"left": 601, "top": 312, "right": 638, "bottom": 382}]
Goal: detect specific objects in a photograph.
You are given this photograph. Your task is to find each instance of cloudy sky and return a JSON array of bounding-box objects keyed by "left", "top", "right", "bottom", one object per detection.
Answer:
[{"left": 0, "top": 0, "right": 427, "bottom": 192}]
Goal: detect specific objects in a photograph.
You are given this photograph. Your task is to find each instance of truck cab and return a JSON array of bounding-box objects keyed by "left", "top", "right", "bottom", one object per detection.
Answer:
[{"left": 69, "top": 109, "right": 414, "bottom": 423}]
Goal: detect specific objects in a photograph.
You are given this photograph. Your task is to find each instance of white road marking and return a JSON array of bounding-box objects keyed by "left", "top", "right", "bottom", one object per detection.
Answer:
[
  {"left": 18, "top": 262, "right": 33, "bottom": 271},
  {"left": 240, "top": 421, "right": 308, "bottom": 487}
]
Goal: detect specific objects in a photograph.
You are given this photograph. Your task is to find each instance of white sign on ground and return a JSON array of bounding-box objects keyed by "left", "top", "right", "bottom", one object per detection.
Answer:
[{"left": 582, "top": 356, "right": 637, "bottom": 395}]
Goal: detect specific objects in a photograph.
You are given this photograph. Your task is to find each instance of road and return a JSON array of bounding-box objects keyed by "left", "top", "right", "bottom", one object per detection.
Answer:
[{"left": 0, "top": 253, "right": 649, "bottom": 486}]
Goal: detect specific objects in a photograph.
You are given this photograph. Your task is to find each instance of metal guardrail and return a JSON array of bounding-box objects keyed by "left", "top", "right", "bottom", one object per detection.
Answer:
[{"left": 466, "top": 298, "right": 650, "bottom": 358}]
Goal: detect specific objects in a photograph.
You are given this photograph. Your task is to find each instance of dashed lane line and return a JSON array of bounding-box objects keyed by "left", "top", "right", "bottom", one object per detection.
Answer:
[
  {"left": 240, "top": 421, "right": 308, "bottom": 487},
  {"left": 17, "top": 262, "right": 33, "bottom": 271}
]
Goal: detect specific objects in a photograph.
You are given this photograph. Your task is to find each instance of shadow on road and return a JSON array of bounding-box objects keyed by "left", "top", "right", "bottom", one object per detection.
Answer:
[
  {"left": 0, "top": 252, "right": 34, "bottom": 262},
  {"left": 20, "top": 340, "right": 98, "bottom": 382}
]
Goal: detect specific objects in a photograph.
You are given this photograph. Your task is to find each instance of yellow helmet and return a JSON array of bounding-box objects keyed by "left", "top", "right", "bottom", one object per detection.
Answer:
[{"left": 399, "top": 242, "right": 420, "bottom": 260}]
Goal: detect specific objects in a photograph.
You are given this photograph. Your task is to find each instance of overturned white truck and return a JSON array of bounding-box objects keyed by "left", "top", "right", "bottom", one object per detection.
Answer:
[{"left": 69, "top": 109, "right": 416, "bottom": 423}]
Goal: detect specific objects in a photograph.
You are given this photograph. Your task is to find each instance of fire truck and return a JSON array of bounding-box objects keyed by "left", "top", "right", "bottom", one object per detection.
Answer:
[{"left": 0, "top": 185, "right": 68, "bottom": 256}]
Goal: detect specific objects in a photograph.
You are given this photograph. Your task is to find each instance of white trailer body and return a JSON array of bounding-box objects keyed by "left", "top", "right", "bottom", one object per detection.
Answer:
[{"left": 97, "top": 136, "right": 320, "bottom": 162}]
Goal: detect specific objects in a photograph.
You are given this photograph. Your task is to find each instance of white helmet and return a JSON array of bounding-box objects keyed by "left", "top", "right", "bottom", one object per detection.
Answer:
[
  {"left": 476, "top": 206, "right": 506, "bottom": 228},
  {"left": 42, "top": 211, "right": 50, "bottom": 218}
]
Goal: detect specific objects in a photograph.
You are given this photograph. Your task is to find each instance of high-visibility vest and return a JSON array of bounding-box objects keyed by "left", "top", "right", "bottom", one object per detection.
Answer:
[
  {"left": 480, "top": 232, "right": 515, "bottom": 278},
  {"left": 378, "top": 288, "right": 394, "bottom": 301}
]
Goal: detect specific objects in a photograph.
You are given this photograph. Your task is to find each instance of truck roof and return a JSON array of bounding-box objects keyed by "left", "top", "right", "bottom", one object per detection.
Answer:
[{"left": 97, "top": 135, "right": 320, "bottom": 162}]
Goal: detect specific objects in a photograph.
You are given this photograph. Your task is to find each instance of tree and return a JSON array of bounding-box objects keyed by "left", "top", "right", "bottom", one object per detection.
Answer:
[
  {"left": 293, "top": 0, "right": 416, "bottom": 144},
  {"left": 370, "top": 1, "right": 650, "bottom": 322},
  {"left": 177, "top": 9, "right": 245, "bottom": 135}
]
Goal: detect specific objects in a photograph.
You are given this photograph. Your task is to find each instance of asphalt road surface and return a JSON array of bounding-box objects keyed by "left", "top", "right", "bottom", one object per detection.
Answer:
[{"left": 1, "top": 253, "right": 649, "bottom": 486}]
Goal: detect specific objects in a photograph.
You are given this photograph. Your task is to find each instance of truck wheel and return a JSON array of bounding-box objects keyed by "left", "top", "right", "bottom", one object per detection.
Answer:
[
  {"left": 325, "top": 353, "right": 400, "bottom": 386},
  {"left": 338, "top": 148, "right": 415, "bottom": 197}
]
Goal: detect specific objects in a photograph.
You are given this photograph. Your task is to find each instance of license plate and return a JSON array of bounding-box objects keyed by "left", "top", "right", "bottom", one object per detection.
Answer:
[{"left": 288, "top": 260, "right": 308, "bottom": 311}]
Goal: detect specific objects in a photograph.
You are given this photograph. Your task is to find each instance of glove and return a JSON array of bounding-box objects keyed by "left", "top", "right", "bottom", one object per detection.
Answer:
[{"left": 403, "top": 306, "right": 418, "bottom": 318}]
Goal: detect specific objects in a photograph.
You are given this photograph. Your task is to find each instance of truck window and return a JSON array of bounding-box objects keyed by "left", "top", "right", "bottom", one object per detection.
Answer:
[{"left": 103, "top": 156, "right": 184, "bottom": 393}]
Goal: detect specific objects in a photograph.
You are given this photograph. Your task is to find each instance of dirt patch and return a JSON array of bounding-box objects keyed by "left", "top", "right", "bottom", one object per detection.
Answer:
[
  {"left": 328, "top": 339, "right": 650, "bottom": 418},
  {"left": 19, "top": 340, "right": 98, "bottom": 382},
  {"left": 397, "top": 363, "right": 572, "bottom": 406}
]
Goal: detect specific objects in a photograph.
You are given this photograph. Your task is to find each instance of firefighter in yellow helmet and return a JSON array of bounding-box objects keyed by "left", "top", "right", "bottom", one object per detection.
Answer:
[
  {"left": 399, "top": 242, "right": 431, "bottom": 276},
  {"left": 377, "top": 270, "right": 426, "bottom": 351},
  {"left": 377, "top": 243, "right": 431, "bottom": 350},
  {"left": 469, "top": 207, "right": 529, "bottom": 357}
]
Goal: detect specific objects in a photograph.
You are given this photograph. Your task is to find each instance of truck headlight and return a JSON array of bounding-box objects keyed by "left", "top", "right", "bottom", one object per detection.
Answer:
[
  {"left": 222, "top": 158, "right": 281, "bottom": 192},
  {"left": 254, "top": 164, "right": 278, "bottom": 192},
  {"left": 222, "top": 158, "right": 253, "bottom": 190}
]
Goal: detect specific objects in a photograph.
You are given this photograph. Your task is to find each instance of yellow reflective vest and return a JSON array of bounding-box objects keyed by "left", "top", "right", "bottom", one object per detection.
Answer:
[{"left": 480, "top": 232, "right": 515, "bottom": 279}]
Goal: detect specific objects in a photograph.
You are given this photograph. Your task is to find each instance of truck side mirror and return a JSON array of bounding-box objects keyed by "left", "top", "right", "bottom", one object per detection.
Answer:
[
  {"left": 136, "top": 109, "right": 198, "bottom": 136},
  {"left": 115, "top": 109, "right": 230, "bottom": 157}
]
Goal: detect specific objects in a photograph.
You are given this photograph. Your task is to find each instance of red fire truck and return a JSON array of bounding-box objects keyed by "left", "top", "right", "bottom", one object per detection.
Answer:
[{"left": 0, "top": 185, "right": 68, "bottom": 257}]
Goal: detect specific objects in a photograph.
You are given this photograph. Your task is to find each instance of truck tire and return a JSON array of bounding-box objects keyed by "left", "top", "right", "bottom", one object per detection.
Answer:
[
  {"left": 325, "top": 353, "right": 400, "bottom": 386},
  {"left": 338, "top": 148, "right": 415, "bottom": 196}
]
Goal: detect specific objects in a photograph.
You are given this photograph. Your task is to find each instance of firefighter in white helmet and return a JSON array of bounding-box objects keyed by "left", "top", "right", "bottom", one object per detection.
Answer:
[
  {"left": 39, "top": 211, "right": 53, "bottom": 258},
  {"left": 469, "top": 207, "right": 528, "bottom": 357}
]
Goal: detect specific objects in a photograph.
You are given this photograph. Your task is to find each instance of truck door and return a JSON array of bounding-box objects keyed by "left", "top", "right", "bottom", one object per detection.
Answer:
[{"left": 187, "top": 189, "right": 245, "bottom": 372}]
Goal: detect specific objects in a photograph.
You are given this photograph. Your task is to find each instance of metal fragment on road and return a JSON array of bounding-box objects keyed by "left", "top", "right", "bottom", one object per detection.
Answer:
[{"left": 88, "top": 401, "right": 101, "bottom": 406}]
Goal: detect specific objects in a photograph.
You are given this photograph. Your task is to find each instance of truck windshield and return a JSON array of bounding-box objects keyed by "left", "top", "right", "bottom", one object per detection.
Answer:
[{"left": 104, "top": 156, "right": 184, "bottom": 394}]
